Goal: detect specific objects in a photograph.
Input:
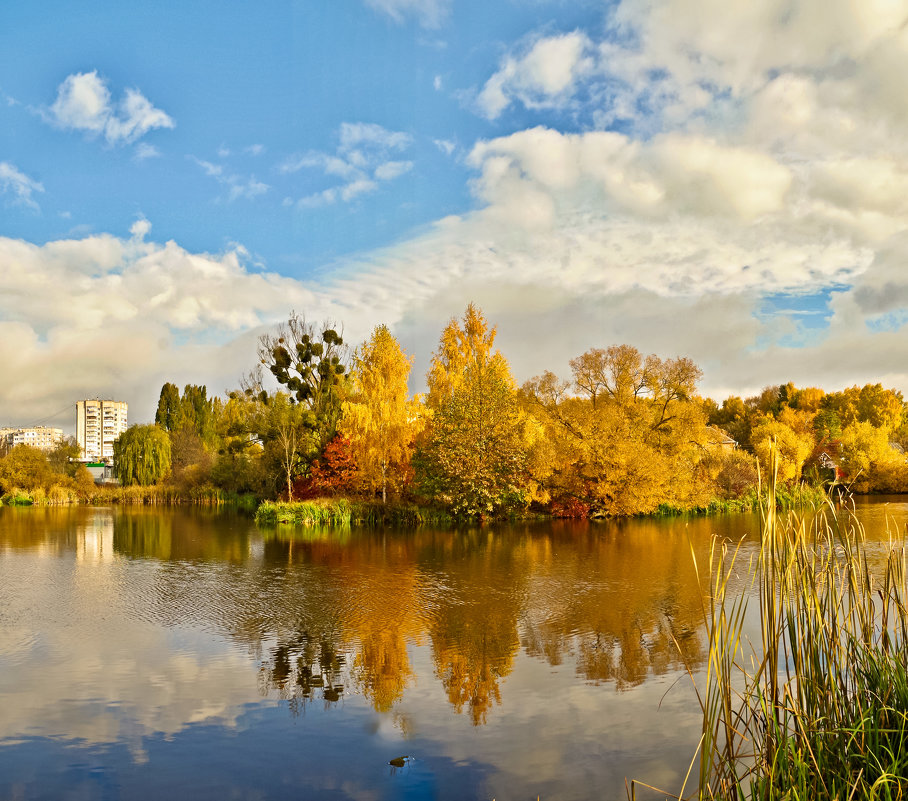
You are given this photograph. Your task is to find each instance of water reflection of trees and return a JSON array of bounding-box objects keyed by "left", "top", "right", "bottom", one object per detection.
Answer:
[
  {"left": 111, "top": 508, "right": 252, "bottom": 562},
  {"left": 257, "top": 629, "right": 347, "bottom": 715},
  {"left": 418, "top": 529, "right": 524, "bottom": 725},
  {"left": 517, "top": 520, "right": 707, "bottom": 689},
  {"left": 1, "top": 508, "right": 722, "bottom": 724}
]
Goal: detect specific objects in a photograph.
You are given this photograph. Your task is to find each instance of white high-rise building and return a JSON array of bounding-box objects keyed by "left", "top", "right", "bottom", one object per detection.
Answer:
[
  {"left": 76, "top": 400, "right": 128, "bottom": 462},
  {"left": 0, "top": 426, "right": 64, "bottom": 452}
]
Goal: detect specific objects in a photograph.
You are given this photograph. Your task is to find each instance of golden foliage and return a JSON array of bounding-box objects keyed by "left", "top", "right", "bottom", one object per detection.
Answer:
[{"left": 340, "top": 325, "right": 423, "bottom": 502}]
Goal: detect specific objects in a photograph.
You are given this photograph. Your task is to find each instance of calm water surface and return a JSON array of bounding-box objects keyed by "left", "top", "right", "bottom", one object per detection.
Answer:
[{"left": 1, "top": 499, "right": 906, "bottom": 800}]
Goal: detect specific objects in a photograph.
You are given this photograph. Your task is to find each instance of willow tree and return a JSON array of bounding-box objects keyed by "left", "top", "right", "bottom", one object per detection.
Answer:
[
  {"left": 113, "top": 425, "right": 171, "bottom": 486},
  {"left": 416, "top": 305, "right": 527, "bottom": 517},
  {"left": 340, "top": 325, "right": 422, "bottom": 503}
]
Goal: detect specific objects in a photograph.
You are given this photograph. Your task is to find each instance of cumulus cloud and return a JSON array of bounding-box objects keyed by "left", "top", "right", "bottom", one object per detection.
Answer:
[
  {"left": 477, "top": 32, "right": 595, "bottom": 119},
  {"left": 48, "top": 71, "right": 174, "bottom": 145},
  {"left": 0, "top": 225, "right": 330, "bottom": 423},
  {"left": 363, "top": 0, "right": 449, "bottom": 28},
  {"left": 0, "top": 162, "right": 44, "bottom": 210},
  {"left": 282, "top": 122, "right": 413, "bottom": 208}
]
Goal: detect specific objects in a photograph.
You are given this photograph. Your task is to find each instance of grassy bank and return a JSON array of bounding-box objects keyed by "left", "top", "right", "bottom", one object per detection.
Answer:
[
  {"left": 255, "top": 498, "right": 454, "bottom": 527},
  {"left": 654, "top": 483, "right": 829, "bottom": 516},
  {"left": 0, "top": 484, "right": 258, "bottom": 509},
  {"left": 632, "top": 465, "right": 908, "bottom": 799}
]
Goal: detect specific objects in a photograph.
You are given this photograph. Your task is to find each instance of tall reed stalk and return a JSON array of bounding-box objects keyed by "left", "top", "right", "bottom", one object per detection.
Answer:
[
  {"left": 700, "top": 456, "right": 908, "bottom": 799},
  {"left": 632, "top": 448, "right": 908, "bottom": 799}
]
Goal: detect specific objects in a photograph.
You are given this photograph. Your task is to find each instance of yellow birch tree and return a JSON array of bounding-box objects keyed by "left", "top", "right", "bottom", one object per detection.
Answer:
[{"left": 340, "top": 325, "right": 422, "bottom": 503}]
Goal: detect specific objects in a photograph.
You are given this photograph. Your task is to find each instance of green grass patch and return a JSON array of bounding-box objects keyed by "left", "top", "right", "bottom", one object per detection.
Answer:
[
  {"left": 653, "top": 484, "right": 828, "bottom": 517},
  {"left": 255, "top": 498, "right": 454, "bottom": 527}
]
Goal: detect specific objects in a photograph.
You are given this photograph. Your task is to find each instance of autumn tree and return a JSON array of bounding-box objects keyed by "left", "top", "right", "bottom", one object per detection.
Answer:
[
  {"left": 0, "top": 445, "right": 53, "bottom": 496},
  {"left": 838, "top": 421, "right": 907, "bottom": 493},
  {"left": 416, "top": 305, "right": 528, "bottom": 517},
  {"left": 750, "top": 418, "right": 813, "bottom": 485},
  {"left": 426, "top": 302, "right": 497, "bottom": 408},
  {"left": 113, "top": 425, "right": 171, "bottom": 486},
  {"left": 340, "top": 325, "right": 422, "bottom": 503},
  {"left": 292, "top": 434, "right": 357, "bottom": 499},
  {"left": 523, "top": 346, "right": 711, "bottom": 516}
]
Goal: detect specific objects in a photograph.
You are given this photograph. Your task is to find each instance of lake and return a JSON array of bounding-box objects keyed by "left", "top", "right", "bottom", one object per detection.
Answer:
[{"left": 1, "top": 498, "right": 906, "bottom": 800}]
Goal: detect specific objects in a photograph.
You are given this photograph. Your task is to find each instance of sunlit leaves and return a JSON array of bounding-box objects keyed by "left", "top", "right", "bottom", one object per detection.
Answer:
[
  {"left": 418, "top": 305, "right": 527, "bottom": 517},
  {"left": 340, "top": 325, "right": 421, "bottom": 503}
]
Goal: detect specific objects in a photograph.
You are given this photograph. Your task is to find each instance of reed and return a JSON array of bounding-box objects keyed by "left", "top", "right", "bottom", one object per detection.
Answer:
[{"left": 642, "top": 450, "right": 908, "bottom": 799}]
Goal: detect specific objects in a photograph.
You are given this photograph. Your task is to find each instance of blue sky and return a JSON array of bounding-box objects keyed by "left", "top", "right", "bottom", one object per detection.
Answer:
[
  {"left": 3, "top": 0, "right": 908, "bottom": 428},
  {"left": 0, "top": 1, "right": 601, "bottom": 269}
]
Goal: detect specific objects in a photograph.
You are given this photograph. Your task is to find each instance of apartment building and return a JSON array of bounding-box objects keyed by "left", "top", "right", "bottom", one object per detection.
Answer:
[
  {"left": 76, "top": 400, "right": 128, "bottom": 461},
  {"left": 0, "top": 426, "right": 64, "bottom": 452}
]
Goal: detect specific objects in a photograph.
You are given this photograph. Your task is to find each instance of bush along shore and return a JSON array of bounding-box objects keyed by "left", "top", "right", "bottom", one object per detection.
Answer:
[{"left": 630, "top": 454, "right": 908, "bottom": 799}]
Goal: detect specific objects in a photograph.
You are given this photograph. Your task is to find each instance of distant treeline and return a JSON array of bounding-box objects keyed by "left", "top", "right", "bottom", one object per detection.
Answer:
[{"left": 3, "top": 304, "right": 908, "bottom": 516}]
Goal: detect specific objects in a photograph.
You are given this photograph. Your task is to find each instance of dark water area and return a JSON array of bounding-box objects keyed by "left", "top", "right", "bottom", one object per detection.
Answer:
[{"left": 1, "top": 499, "right": 907, "bottom": 800}]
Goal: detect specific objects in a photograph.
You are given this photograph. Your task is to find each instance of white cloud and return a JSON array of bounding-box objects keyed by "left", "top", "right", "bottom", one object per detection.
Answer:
[
  {"left": 363, "top": 0, "right": 449, "bottom": 28},
  {"left": 245, "top": 144, "right": 266, "bottom": 156},
  {"left": 434, "top": 139, "right": 456, "bottom": 156},
  {"left": 190, "top": 156, "right": 269, "bottom": 203},
  {"left": 477, "top": 32, "right": 595, "bottom": 119},
  {"left": 284, "top": 123, "right": 413, "bottom": 208},
  {"left": 0, "top": 228, "right": 327, "bottom": 423},
  {"left": 134, "top": 142, "right": 161, "bottom": 161},
  {"left": 129, "top": 217, "right": 151, "bottom": 239},
  {"left": 338, "top": 122, "right": 412, "bottom": 152},
  {"left": 49, "top": 71, "right": 174, "bottom": 145},
  {"left": 228, "top": 176, "right": 269, "bottom": 201},
  {"left": 434, "top": 75, "right": 443, "bottom": 91},
  {"left": 0, "top": 162, "right": 44, "bottom": 210},
  {"left": 374, "top": 160, "right": 413, "bottom": 181}
]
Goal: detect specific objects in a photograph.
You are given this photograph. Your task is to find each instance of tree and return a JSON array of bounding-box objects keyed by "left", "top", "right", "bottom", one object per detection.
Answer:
[
  {"left": 177, "top": 384, "right": 218, "bottom": 448},
  {"left": 414, "top": 304, "right": 527, "bottom": 516},
  {"left": 750, "top": 418, "right": 813, "bottom": 485},
  {"left": 46, "top": 437, "right": 81, "bottom": 479},
  {"left": 426, "top": 302, "right": 497, "bottom": 409},
  {"left": 569, "top": 345, "right": 702, "bottom": 435},
  {"left": 113, "top": 425, "right": 171, "bottom": 486},
  {"left": 263, "top": 393, "right": 309, "bottom": 501},
  {"left": 340, "top": 325, "right": 422, "bottom": 503},
  {"left": 259, "top": 314, "right": 349, "bottom": 454},
  {"left": 522, "top": 346, "right": 712, "bottom": 516},
  {"left": 292, "top": 434, "right": 358, "bottom": 499},
  {"left": 0, "top": 445, "right": 52, "bottom": 495},
  {"left": 155, "top": 383, "right": 182, "bottom": 431},
  {"left": 417, "top": 305, "right": 528, "bottom": 517},
  {"left": 838, "top": 421, "right": 905, "bottom": 493}
]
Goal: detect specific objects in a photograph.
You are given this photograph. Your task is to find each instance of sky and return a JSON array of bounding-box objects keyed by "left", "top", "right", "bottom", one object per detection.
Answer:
[{"left": 3, "top": 0, "right": 908, "bottom": 430}]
